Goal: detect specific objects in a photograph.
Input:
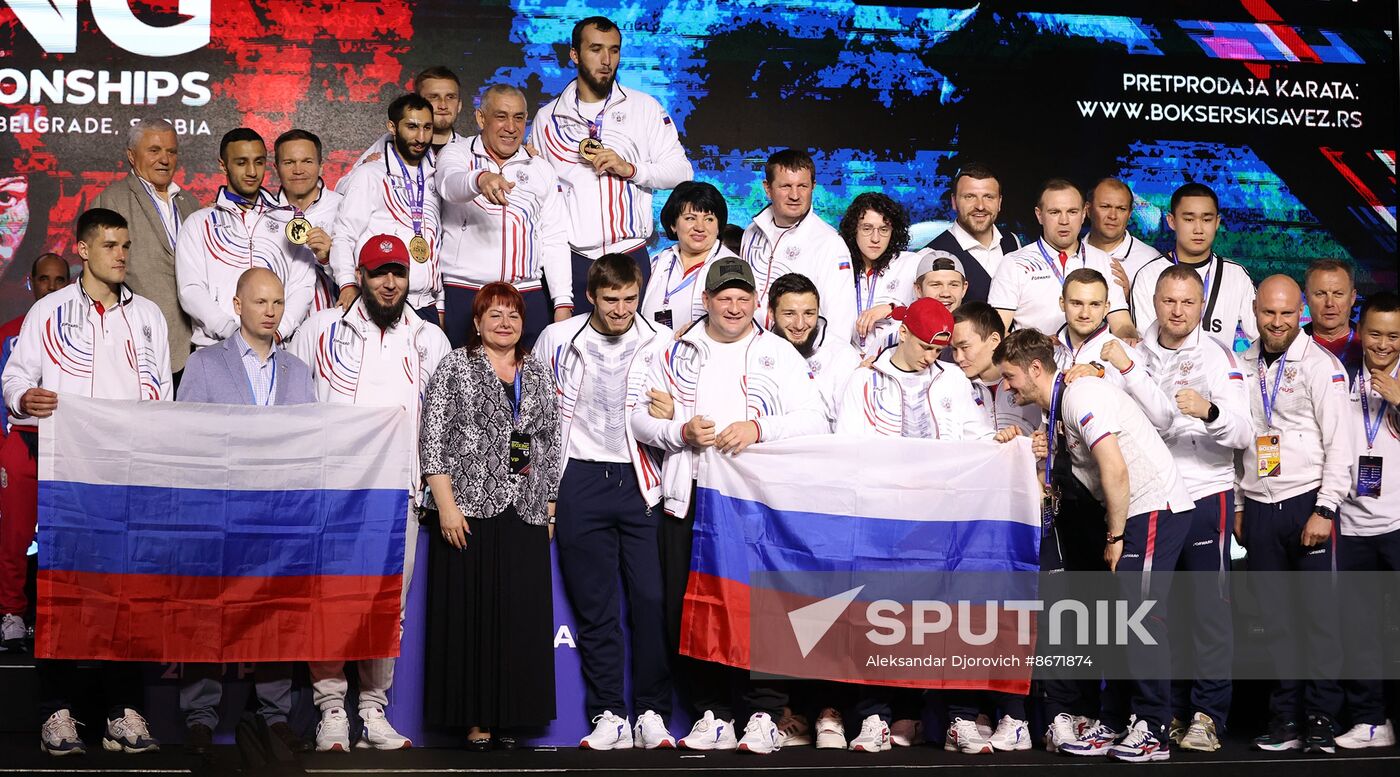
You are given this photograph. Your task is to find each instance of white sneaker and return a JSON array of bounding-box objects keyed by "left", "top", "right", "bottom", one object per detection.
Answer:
[
  {"left": 776, "top": 709, "right": 811, "bottom": 746},
  {"left": 40, "top": 710, "right": 85, "bottom": 756},
  {"left": 1, "top": 613, "right": 26, "bottom": 651},
  {"left": 1059, "top": 721, "right": 1120, "bottom": 756},
  {"left": 633, "top": 710, "right": 675, "bottom": 749},
  {"left": 1044, "top": 712, "right": 1078, "bottom": 752},
  {"left": 580, "top": 710, "right": 632, "bottom": 750},
  {"left": 815, "top": 708, "right": 847, "bottom": 749},
  {"left": 988, "top": 715, "right": 1031, "bottom": 751},
  {"left": 1336, "top": 720, "right": 1397, "bottom": 749},
  {"left": 678, "top": 711, "right": 737, "bottom": 751},
  {"left": 737, "top": 712, "right": 781, "bottom": 754},
  {"left": 890, "top": 718, "right": 924, "bottom": 746},
  {"left": 315, "top": 707, "right": 350, "bottom": 752},
  {"left": 356, "top": 706, "right": 411, "bottom": 750},
  {"left": 849, "top": 715, "right": 892, "bottom": 752},
  {"left": 945, "top": 717, "right": 993, "bottom": 754},
  {"left": 102, "top": 708, "right": 158, "bottom": 753}
]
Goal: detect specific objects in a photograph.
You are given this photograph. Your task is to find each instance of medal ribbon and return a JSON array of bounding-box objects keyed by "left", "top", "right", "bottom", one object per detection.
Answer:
[
  {"left": 391, "top": 144, "right": 426, "bottom": 237},
  {"left": 1043, "top": 374, "right": 1065, "bottom": 535}
]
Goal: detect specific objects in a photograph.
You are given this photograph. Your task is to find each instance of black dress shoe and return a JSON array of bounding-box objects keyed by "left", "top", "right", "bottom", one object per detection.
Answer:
[
  {"left": 466, "top": 735, "right": 492, "bottom": 752},
  {"left": 495, "top": 735, "right": 518, "bottom": 751},
  {"left": 268, "top": 722, "right": 309, "bottom": 754},
  {"left": 186, "top": 723, "right": 214, "bottom": 755}
]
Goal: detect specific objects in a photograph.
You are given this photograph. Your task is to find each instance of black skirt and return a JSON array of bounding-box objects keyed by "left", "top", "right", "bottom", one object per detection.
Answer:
[{"left": 423, "top": 505, "right": 557, "bottom": 729}]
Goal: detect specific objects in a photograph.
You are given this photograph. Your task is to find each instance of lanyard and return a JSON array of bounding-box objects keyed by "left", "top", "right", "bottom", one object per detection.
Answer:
[
  {"left": 663, "top": 249, "right": 706, "bottom": 305},
  {"left": 213, "top": 188, "right": 276, "bottom": 256},
  {"left": 390, "top": 143, "right": 426, "bottom": 236},
  {"left": 1258, "top": 354, "right": 1288, "bottom": 429},
  {"left": 1170, "top": 251, "right": 1216, "bottom": 316},
  {"left": 1043, "top": 375, "right": 1065, "bottom": 532},
  {"left": 1061, "top": 322, "right": 1108, "bottom": 362},
  {"left": 247, "top": 352, "right": 276, "bottom": 407},
  {"left": 1359, "top": 366, "right": 1397, "bottom": 450},
  {"left": 511, "top": 369, "right": 523, "bottom": 424},
  {"left": 856, "top": 268, "right": 879, "bottom": 316},
  {"left": 141, "top": 181, "right": 179, "bottom": 251},
  {"left": 1035, "top": 239, "right": 1067, "bottom": 285}
]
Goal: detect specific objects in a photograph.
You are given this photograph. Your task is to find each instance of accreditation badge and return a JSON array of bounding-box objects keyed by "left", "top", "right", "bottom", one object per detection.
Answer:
[
  {"left": 1256, "top": 431, "right": 1282, "bottom": 478},
  {"left": 1357, "top": 455, "right": 1383, "bottom": 497},
  {"left": 653, "top": 309, "right": 674, "bottom": 329},
  {"left": 509, "top": 431, "right": 532, "bottom": 475}
]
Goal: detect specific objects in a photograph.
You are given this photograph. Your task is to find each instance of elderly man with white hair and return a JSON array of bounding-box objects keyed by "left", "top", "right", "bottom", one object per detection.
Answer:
[{"left": 93, "top": 118, "right": 201, "bottom": 375}]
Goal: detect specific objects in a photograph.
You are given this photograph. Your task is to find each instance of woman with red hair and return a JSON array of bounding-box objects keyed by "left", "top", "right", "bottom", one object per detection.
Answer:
[{"left": 420, "top": 281, "right": 562, "bottom": 749}]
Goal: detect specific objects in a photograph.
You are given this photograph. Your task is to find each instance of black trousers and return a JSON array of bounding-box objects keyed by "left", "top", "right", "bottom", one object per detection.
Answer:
[
  {"left": 1338, "top": 526, "right": 1400, "bottom": 726},
  {"left": 563, "top": 244, "right": 652, "bottom": 317},
  {"left": 556, "top": 460, "right": 672, "bottom": 719},
  {"left": 658, "top": 484, "right": 786, "bottom": 722},
  {"left": 1242, "top": 490, "right": 1343, "bottom": 721},
  {"left": 37, "top": 659, "right": 144, "bottom": 722}
]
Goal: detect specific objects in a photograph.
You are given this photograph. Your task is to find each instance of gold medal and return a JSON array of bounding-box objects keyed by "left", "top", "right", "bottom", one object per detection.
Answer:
[
  {"left": 285, "top": 216, "right": 312, "bottom": 246},
  {"left": 579, "top": 137, "right": 605, "bottom": 162},
  {"left": 408, "top": 235, "right": 430, "bottom": 263}
]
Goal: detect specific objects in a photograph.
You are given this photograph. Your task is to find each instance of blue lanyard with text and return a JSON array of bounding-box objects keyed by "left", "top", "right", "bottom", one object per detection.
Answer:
[
  {"left": 1360, "top": 367, "right": 1396, "bottom": 450},
  {"left": 1035, "top": 240, "right": 1066, "bottom": 285},
  {"left": 1258, "top": 354, "right": 1287, "bottom": 428},
  {"left": 1170, "top": 251, "right": 1215, "bottom": 315},
  {"left": 512, "top": 369, "right": 523, "bottom": 424},
  {"left": 857, "top": 268, "right": 879, "bottom": 316},
  {"left": 246, "top": 352, "right": 276, "bottom": 407},
  {"left": 663, "top": 252, "right": 703, "bottom": 305}
]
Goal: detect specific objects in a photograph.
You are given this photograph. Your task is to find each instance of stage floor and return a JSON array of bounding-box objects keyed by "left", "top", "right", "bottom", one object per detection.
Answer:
[{"left": 1, "top": 734, "right": 1398, "bottom": 777}]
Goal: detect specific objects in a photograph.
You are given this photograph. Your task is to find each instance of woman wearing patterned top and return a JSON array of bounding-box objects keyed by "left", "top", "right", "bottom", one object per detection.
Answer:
[{"left": 420, "top": 282, "right": 562, "bottom": 749}]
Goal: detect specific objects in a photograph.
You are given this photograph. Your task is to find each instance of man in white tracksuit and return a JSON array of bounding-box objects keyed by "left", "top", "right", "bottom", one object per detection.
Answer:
[
  {"left": 290, "top": 235, "right": 451, "bottom": 753},
  {"left": 438, "top": 84, "right": 572, "bottom": 349},
  {"left": 531, "top": 15, "right": 693, "bottom": 314},
  {"left": 631, "top": 256, "right": 825, "bottom": 755},
  {"left": 533, "top": 253, "right": 675, "bottom": 751},
  {"left": 742, "top": 149, "right": 857, "bottom": 344}
]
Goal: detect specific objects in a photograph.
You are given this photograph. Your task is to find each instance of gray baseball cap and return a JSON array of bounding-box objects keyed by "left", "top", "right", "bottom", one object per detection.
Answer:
[{"left": 705, "top": 256, "right": 757, "bottom": 294}]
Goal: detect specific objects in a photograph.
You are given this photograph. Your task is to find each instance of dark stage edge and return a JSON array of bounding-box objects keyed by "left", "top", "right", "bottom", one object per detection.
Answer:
[{"left": 1, "top": 735, "right": 1399, "bottom": 777}]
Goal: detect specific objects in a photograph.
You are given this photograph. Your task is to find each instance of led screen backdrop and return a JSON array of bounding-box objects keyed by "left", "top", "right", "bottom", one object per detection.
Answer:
[{"left": 0, "top": 0, "right": 1396, "bottom": 324}]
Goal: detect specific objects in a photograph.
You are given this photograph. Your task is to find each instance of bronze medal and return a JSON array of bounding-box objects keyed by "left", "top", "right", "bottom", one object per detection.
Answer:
[
  {"left": 578, "top": 137, "right": 605, "bottom": 162},
  {"left": 408, "top": 235, "right": 430, "bottom": 263},
  {"left": 285, "top": 216, "right": 312, "bottom": 246}
]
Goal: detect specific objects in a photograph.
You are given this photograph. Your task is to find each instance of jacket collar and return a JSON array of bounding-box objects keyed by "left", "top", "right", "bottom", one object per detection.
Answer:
[
  {"left": 467, "top": 134, "right": 532, "bottom": 168},
  {"left": 869, "top": 347, "right": 944, "bottom": 381},
  {"left": 559, "top": 80, "right": 631, "bottom": 122}
]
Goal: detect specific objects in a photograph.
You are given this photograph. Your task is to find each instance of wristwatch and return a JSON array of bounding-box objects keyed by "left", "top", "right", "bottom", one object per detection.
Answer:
[
  {"left": 1204, "top": 402, "right": 1220, "bottom": 423},
  {"left": 1106, "top": 532, "right": 1125, "bottom": 544},
  {"left": 1314, "top": 505, "right": 1337, "bottom": 521}
]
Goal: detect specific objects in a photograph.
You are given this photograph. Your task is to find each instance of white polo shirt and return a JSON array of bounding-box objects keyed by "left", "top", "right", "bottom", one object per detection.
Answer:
[
  {"left": 1099, "top": 232, "right": 1163, "bottom": 293},
  {"left": 1130, "top": 253, "right": 1257, "bottom": 351},
  {"left": 989, "top": 238, "right": 1128, "bottom": 335},
  {"left": 949, "top": 221, "right": 1010, "bottom": 281},
  {"left": 1059, "top": 375, "right": 1195, "bottom": 517}
]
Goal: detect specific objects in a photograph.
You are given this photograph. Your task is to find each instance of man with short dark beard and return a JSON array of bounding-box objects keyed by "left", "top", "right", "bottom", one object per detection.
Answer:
[
  {"left": 767, "top": 273, "right": 860, "bottom": 429},
  {"left": 331, "top": 95, "right": 443, "bottom": 321},
  {"left": 289, "top": 234, "right": 451, "bottom": 753}
]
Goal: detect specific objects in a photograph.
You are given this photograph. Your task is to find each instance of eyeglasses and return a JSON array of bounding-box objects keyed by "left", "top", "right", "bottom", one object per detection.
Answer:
[{"left": 857, "top": 224, "right": 892, "bottom": 237}]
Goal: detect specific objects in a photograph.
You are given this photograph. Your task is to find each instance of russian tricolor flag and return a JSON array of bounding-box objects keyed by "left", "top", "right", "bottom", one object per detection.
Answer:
[
  {"left": 37, "top": 397, "right": 411, "bottom": 663},
  {"left": 680, "top": 436, "right": 1042, "bottom": 691}
]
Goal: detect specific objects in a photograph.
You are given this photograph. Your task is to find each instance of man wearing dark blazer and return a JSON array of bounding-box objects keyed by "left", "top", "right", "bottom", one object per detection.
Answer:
[
  {"left": 93, "top": 119, "right": 201, "bottom": 376},
  {"left": 175, "top": 267, "right": 314, "bottom": 753}
]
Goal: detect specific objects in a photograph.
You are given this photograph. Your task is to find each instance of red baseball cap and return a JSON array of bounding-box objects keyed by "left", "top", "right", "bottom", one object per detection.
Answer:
[
  {"left": 891, "top": 297, "right": 954, "bottom": 347},
  {"left": 358, "top": 234, "right": 409, "bottom": 271}
]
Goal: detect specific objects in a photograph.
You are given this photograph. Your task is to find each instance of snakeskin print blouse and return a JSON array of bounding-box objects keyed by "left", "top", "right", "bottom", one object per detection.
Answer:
[{"left": 419, "top": 347, "right": 561, "bottom": 525}]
